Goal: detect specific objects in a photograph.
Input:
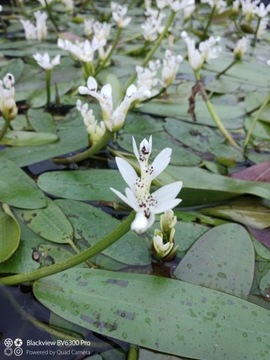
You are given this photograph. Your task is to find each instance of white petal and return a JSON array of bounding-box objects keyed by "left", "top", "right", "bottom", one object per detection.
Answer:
[
  {"left": 87, "top": 76, "right": 97, "bottom": 91},
  {"left": 153, "top": 181, "right": 183, "bottom": 204},
  {"left": 153, "top": 198, "right": 182, "bottom": 214},
  {"left": 126, "top": 84, "right": 137, "bottom": 97},
  {"left": 78, "top": 86, "right": 90, "bottom": 95},
  {"left": 132, "top": 136, "right": 140, "bottom": 163},
  {"left": 110, "top": 187, "right": 134, "bottom": 208},
  {"left": 125, "top": 187, "right": 140, "bottom": 211},
  {"left": 115, "top": 157, "right": 138, "bottom": 190},
  {"left": 101, "top": 83, "right": 112, "bottom": 98},
  {"left": 151, "top": 147, "right": 172, "bottom": 179}
]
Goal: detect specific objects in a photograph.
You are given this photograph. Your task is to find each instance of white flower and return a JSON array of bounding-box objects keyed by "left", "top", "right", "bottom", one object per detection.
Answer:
[
  {"left": 78, "top": 77, "right": 151, "bottom": 132},
  {"left": 267, "top": 60, "right": 270, "bottom": 66},
  {"left": 111, "top": 2, "right": 132, "bottom": 28},
  {"left": 76, "top": 99, "right": 106, "bottom": 144},
  {"left": 201, "top": 0, "right": 227, "bottom": 13},
  {"left": 0, "top": 73, "right": 18, "bottom": 120},
  {"left": 60, "top": 0, "right": 74, "bottom": 12},
  {"left": 181, "top": 31, "right": 222, "bottom": 71},
  {"left": 57, "top": 37, "right": 105, "bottom": 63},
  {"left": 37, "top": 0, "right": 54, "bottom": 6},
  {"left": 161, "top": 49, "right": 183, "bottom": 87},
  {"left": 0, "top": 5, "right": 2, "bottom": 11},
  {"left": 182, "top": 0, "right": 196, "bottom": 18},
  {"left": 231, "top": 0, "right": 240, "bottom": 14},
  {"left": 240, "top": 0, "right": 259, "bottom": 22},
  {"left": 142, "top": 8, "right": 165, "bottom": 41},
  {"left": 156, "top": 0, "right": 191, "bottom": 12},
  {"left": 20, "top": 19, "right": 37, "bottom": 40},
  {"left": 33, "top": 52, "right": 61, "bottom": 70},
  {"left": 233, "top": 37, "right": 248, "bottom": 60},
  {"left": 34, "top": 11, "right": 48, "bottom": 41},
  {"left": 84, "top": 19, "right": 94, "bottom": 37},
  {"left": 257, "top": 17, "right": 268, "bottom": 39},
  {"left": 93, "top": 21, "right": 111, "bottom": 42},
  {"left": 110, "top": 136, "right": 183, "bottom": 234},
  {"left": 136, "top": 60, "right": 161, "bottom": 92},
  {"left": 254, "top": 2, "right": 270, "bottom": 18}
]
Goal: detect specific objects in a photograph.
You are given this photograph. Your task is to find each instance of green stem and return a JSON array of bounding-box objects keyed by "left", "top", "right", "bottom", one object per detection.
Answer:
[
  {"left": 0, "top": 212, "right": 135, "bottom": 286},
  {"left": 82, "top": 61, "right": 95, "bottom": 80},
  {"left": 0, "top": 117, "right": 10, "bottom": 141},
  {"left": 216, "top": 59, "right": 237, "bottom": 78},
  {"left": 44, "top": 0, "right": 59, "bottom": 32},
  {"left": 252, "top": 17, "right": 261, "bottom": 47},
  {"left": 127, "top": 345, "right": 139, "bottom": 360},
  {"left": 244, "top": 92, "right": 270, "bottom": 149},
  {"left": 202, "top": 5, "right": 216, "bottom": 39},
  {"left": 96, "top": 26, "right": 123, "bottom": 74},
  {"left": 124, "top": 10, "right": 176, "bottom": 90},
  {"left": 53, "top": 129, "right": 112, "bottom": 164},
  {"left": 196, "top": 71, "right": 239, "bottom": 147},
  {"left": 45, "top": 69, "right": 51, "bottom": 107}
]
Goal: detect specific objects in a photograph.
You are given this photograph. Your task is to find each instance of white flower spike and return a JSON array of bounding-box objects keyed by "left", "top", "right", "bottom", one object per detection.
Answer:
[
  {"left": 33, "top": 53, "right": 61, "bottom": 70},
  {"left": 78, "top": 77, "right": 150, "bottom": 132},
  {"left": 110, "top": 136, "right": 182, "bottom": 234}
]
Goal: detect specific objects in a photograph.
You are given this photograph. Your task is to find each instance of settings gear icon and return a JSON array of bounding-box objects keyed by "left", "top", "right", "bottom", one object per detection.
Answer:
[
  {"left": 4, "top": 338, "right": 13, "bottom": 348},
  {"left": 14, "top": 338, "right": 23, "bottom": 347}
]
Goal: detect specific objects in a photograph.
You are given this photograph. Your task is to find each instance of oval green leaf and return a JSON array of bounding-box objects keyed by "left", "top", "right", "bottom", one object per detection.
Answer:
[
  {"left": 0, "top": 157, "right": 46, "bottom": 208},
  {"left": 34, "top": 269, "right": 270, "bottom": 360},
  {"left": 174, "top": 223, "right": 255, "bottom": 299},
  {"left": 13, "top": 199, "right": 73, "bottom": 245},
  {"left": 0, "top": 204, "right": 21, "bottom": 263},
  {"left": 0, "top": 130, "right": 58, "bottom": 146},
  {"left": 56, "top": 199, "right": 150, "bottom": 266}
]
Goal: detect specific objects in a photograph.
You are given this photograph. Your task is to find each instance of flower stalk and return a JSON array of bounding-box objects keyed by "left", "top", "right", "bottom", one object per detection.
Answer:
[
  {"left": 45, "top": 69, "right": 51, "bottom": 107},
  {"left": 0, "top": 211, "right": 135, "bottom": 286},
  {"left": 53, "top": 129, "right": 112, "bottom": 164},
  {"left": 244, "top": 92, "right": 270, "bottom": 150},
  {"left": 96, "top": 26, "right": 122, "bottom": 74}
]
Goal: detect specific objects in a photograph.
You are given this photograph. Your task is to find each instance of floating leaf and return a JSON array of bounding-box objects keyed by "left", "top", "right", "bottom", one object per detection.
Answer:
[
  {"left": 231, "top": 161, "right": 270, "bottom": 182},
  {"left": 0, "top": 109, "right": 88, "bottom": 167},
  {"left": 200, "top": 197, "right": 270, "bottom": 229},
  {"left": 13, "top": 199, "right": 74, "bottom": 245},
  {"left": 27, "top": 108, "right": 56, "bottom": 134},
  {"left": 0, "top": 219, "right": 42, "bottom": 274},
  {"left": 0, "top": 204, "right": 21, "bottom": 263},
  {"left": 174, "top": 223, "right": 255, "bottom": 299},
  {"left": 0, "top": 58, "right": 24, "bottom": 82},
  {"left": 37, "top": 170, "right": 126, "bottom": 202},
  {"left": 0, "top": 130, "right": 58, "bottom": 146},
  {"left": 56, "top": 199, "right": 150, "bottom": 266},
  {"left": 165, "top": 118, "right": 243, "bottom": 163},
  {"left": 162, "top": 165, "right": 270, "bottom": 206},
  {"left": 0, "top": 157, "right": 46, "bottom": 208},
  {"left": 34, "top": 268, "right": 270, "bottom": 360}
]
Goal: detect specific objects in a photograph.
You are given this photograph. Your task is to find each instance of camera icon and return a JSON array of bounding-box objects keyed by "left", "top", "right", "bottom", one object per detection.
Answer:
[
  {"left": 14, "top": 339, "right": 23, "bottom": 347},
  {"left": 3, "top": 338, "right": 13, "bottom": 348}
]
